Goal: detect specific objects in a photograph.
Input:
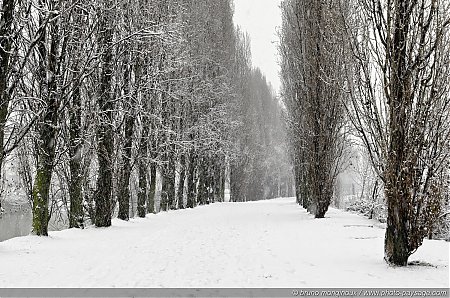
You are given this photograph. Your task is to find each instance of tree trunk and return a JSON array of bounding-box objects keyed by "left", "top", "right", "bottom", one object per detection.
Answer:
[
  {"left": 32, "top": 5, "right": 60, "bottom": 236},
  {"left": 117, "top": 113, "right": 133, "bottom": 220},
  {"left": 214, "top": 161, "right": 224, "bottom": 202},
  {"left": 207, "top": 158, "right": 214, "bottom": 204},
  {"left": 384, "top": 195, "right": 410, "bottom": 265},
  {"left": 138, "top": 58, "right": 153, "bottom": 216},
  {"left": 95, "top": 0, "right": 115, "bottom": 227},
  {"left": 383, "top": 0, "right": 413, "bottom": 266},
  {"left": 0, "top": 0, "right": 14, "bottom": 185},
  {"left": 68, "top": 4, "right": 85, "bottom": 229},
  {"left": 117, "top": 0, "right": 135, "bottom": 221},
  {"left": 118, "top": 65, "right": 133, "bottom": 220},
  {"left": 160, "top": 168, "right": 168, "bottom": 212},
  {"left": 293, "top": 163, "right": 301, "bottom": 205},
  {"left": 68, "top": 84, "right": 84, "bottom": 228},
  {"left": 220, "top": 164, "right": 225, "bottom": 202},
  {"left": 167, "top": 151, "right": 176, "bottom": 210},
  {"left": 197, "top": 158, "right": 208, "bottom": 205},
  {"left": 230, "top": 163, "right": 242, "bottom": 202},
  {"left": 138, "top": 111, "right": 150, "bottom": 216},
  {"left": 147, "top": 162, "right": 156, "bottom": 214},
  {"left": 137, "top": 159, "right": 147, "bottom": 218},
  {"left": 177, "top": 153, "right": 186, "bottom": 209},
  {"left": 186, "top": 150, "right": 197, "bottom": 208}
]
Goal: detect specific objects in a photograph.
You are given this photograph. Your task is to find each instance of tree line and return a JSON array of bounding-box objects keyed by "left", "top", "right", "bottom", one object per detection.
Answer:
[
  {"left": 280, "top": 0, "right": 450, "bottom": 266},
  {"left": 0, "top": 0, "right": 291, "bottom": 236}
]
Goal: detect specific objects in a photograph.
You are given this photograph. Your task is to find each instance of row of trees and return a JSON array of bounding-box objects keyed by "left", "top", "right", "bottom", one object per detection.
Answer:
[
  {"left": 280, "top": 0, "right": 348, "bottom": 218},
  {"left": 0, "top": 0, "right": 291, "bottom": 236},
  {"left": 231, "top": 65, "right": 293, "bottom": 202},
  {"left": 280, "top": 0, "right": 450, "bottom": 266}
]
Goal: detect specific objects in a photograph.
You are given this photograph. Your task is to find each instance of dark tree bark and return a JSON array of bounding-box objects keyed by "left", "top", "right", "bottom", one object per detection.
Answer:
[
  {"left": 117, "top": 57, "right": 133, "bottom": 221},
  {"left": 177, "top": 153, "right": 186, "bottom": 209},
  {"left": 117, "top": 110, "right": 133, "bottom": 220},
  {"left": 146, "top": 87, "right": 158, "bottom": 214},
  {"left": 117, "top": 0, "right": 136, "bottom": 221},
  {"left": 383, "top": 0, "right": 415, "bottom": 266},
  {"left": 32, "top": 3, "right": 60, "bottom": 236},
  {"left": 220, "top": 165, "right": 225, "bottom": 202},
  {"left": 197, "top": 157, "right": 208, "bottom": 205},
  {"left": 160, "top": 149, "right": 176, "bottom": 211},
  {"left": 0, "top": 0, "right": 14, "bottom": 184},
  {"left": 95, "top": 0, "right": 115, "bottom": 227},
  {"left": 146, "top": 162, "right": 156, "bottom": 214},
  {"left": 167, "top": 151, "right": 176, "bottom": 210},
  {"left": 186, "top": 149, "right": 197, "bottom": 208},
  {"left": 68, "top": 3, "right": 86, "bottom": 229},
  {"left": 68, "top": 82, "right": 84, "bottom": 228},
  {"left": 160, "top": 169, "right": 168, "bottom": 212},
  {"left": 138, "top": 120, "right": 149, "bottom": 216}
]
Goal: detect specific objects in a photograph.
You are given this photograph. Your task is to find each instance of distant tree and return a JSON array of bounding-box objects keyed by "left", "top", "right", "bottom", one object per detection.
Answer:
[{"left": 230, "top": 28, "right": 291, "bottom": 203}]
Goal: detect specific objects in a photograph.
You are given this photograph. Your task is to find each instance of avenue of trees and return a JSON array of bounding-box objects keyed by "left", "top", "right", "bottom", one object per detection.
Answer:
[
  {"left": 280, "top": 0, "right": 348, "bottom": 219},
  {"left": 2, "top": 0, "right": 448, "bottom": 270},
  {"left": 0, "top": 1, "right": 291, "bottom": 236},
  {"left": 280, "top": 0, "right": 450, "bottom": 266}
]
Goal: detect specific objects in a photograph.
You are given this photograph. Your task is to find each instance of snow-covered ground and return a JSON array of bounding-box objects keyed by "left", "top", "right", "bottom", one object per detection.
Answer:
[{"left": 0, "top": 197, "right": 448, "bottom": 287}]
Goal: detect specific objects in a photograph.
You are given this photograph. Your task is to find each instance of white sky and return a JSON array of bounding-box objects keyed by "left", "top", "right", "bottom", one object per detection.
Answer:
[{"left": 233, "top": 0, "right": 282, "bottom": 94}]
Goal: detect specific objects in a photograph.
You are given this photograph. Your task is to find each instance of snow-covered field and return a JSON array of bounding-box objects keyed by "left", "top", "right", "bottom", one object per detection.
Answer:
[{"left": 0, "top": 197, "right": 448, "bottom": 287}]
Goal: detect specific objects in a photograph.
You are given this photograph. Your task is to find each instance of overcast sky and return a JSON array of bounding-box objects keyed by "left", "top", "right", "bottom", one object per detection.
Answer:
[{"left": 233, "top": 0, "right": 282, "bottom": 94}]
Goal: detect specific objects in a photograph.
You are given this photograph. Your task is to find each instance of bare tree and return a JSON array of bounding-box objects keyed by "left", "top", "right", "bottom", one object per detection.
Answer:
[
  {"left": 280, "top": 0, "right": 348, "bottom": 217},
  {"left": 95, "top": 0, "right": 116, "bottom": 227},
  {"left": 117, "top": 0, "right": 135, "bottom": 221},
  {"left": 31, "top": 0, "right": 64, "bottom": 236},
  {"left": 0, "top": 0, "right": 50, "bottom": 209},
  {"left": 344, "top": 0, "right": 450, "bottom": 265}
]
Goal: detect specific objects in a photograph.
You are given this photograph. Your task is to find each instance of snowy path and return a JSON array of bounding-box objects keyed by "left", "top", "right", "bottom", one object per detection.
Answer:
[{"left": 0, "top": 198, "right": 448, "bottom": 287}]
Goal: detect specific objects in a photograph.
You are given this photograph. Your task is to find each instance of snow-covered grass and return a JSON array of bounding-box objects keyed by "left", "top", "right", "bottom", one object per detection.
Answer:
[{"left": 0, "top": 197, "right": 448, "bottom": 287}]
